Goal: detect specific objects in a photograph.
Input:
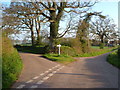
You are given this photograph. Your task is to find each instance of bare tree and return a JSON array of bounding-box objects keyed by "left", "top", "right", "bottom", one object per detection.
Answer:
[
  {"left": 90, "top": 17, "right": 117, "bottom": 46},
  {"left": 30, "top": 1, "right": 98, "bottom": 51},
  {"left": 2, "top": 2, "right": 44, "bottom": 46},
  {"left": 76, "top": 12, "right": 105, "bottom": 52},
  {"left": 2, "top": 1, "right": 99, "bottom": 51}
]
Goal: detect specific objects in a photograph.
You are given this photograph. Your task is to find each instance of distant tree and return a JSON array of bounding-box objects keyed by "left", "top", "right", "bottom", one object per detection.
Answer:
[
  {"left": 76, "top": 12, "right": 105, "bottom": 52},
  {"left": 2, "top": 2, "right": 45, "bottom": 46},
  {"left": 90, "top": 17, "right": 117, "bottom": 48}
]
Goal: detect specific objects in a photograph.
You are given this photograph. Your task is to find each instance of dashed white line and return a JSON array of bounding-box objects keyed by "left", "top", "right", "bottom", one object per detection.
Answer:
[
  {"left": 52, "top": 71, "right": 57, "bottom": 74},
  {"left": 60, "top": 66, "right": 65, "bottom": 69},
  {"left": 52, "top": 64, "right": 60, "bottom": 69},
  {"left": 56, "top": 68, "right": 60, "bottom": 71},
  {"left": 40, "top": 73, "right": 44, "bottom": 76},
  {"left": 48, "top": 73, "right": 54, "bottom": 77},
  {"left": 16, "top": 84, "right": 25, "bottom": 89},
  {"left": 55, "top": 64, "right": 60, "bottom": 67},
  {"left": 30, "top": 85, "right": 38, "bottom": 88},
  {"left": 26, "top": 80, "right": 33, "bottom": 83},
  {"left": 48, "top": 68, "right": 52, "bottom": 71},
  {"left": 44, "top": 70, "right": 49, "bottom": 73},
  {"left": 33, "top": 76, "right": 39, "bottom": 79},
  {"left": 17, "top": 65, "right": 64, "bottom": 89},
  {"left": 37, "top": 80, "right": 44, "bottom": 84},
  {"left": 43, "top": 76, "right": 49, "bottom": 80}
]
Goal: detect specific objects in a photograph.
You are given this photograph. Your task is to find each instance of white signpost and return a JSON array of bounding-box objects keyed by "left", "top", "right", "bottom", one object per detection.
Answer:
[{"left": 57, "top": 44, "right": 61, "bottom": 55}]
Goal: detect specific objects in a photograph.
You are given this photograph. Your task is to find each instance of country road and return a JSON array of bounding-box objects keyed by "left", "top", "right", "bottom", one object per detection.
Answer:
[{"left": 12, "top": 52, "right": 119, "bottom": 88}]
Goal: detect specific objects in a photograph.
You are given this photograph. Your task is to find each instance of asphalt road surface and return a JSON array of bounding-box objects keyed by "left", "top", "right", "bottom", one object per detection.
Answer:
[{"left": 12, "top": 52, "right": 119, "bottom": 89}]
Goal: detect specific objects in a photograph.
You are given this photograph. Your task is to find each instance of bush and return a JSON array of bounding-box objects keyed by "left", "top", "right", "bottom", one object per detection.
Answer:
[
  {"left": 100, "top": 43, "right": 104, "bottom": 49},
  {"left": 107, "top": 50, "right": 120, "bottom": 69},
  {"left": 117, "top": 47, "right": 120, "bottom": 58},
  {"left": 15, "top": 45, "right": 46, "bottom": 54},
  {"left": 61, "top": 46, "right": 76, "bottom": 56},
  {"left": 2, "top": 36, "right": 23, "bottom": 88}
]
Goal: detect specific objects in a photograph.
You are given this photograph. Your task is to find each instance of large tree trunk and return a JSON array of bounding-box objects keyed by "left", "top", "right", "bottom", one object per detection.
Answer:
[
  {"left": 30, "top": 21, "right": 35, "bottom": 46},
  {"left": 48, "top": 2, "right": 64, "bottom": 52},
  {"left": 35, "top": 17, "right": 41, "bottom": 45},
  {"left": 100, "top": 35, "right": 104, "bottom": 43},
  {"left": 36, "top": 29, "right": 40, "bottom": 44},
  {"left": 31, "top": 28, "right": 35, "bottom": 46},
  {"left": 49, "top": 21, "right": 59, "bottom": 51},
  {"left": 49, "top": 8, "right": 60, "bottom": 52}
]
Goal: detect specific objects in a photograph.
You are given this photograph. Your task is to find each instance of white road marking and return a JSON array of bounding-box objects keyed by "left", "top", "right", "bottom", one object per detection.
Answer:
[
  {"left": 30, "top": 85, "right": 38, "bottom": 88},
  {"left": 48, "top": 69, "right": 52, "bottom": 71},
  {"left": 43, "top": 76, "right": 49, "bottom": 80},
  {"left": 37, "top": 80, "right": 44, "bottom": 84},
  {"left": 44, "top": 70, "right": 49, "bottom": 73},
  {"left": 62, "top": 66, "right": 65, "bottom": 68},
  {"left": 33, "top": 76, "right": 39, "bottom": 79},
  {"left": 52, "top": 71, "right": 57, "bottom": 74},
  {"left": 40, "top": 73, "right": 44, "bottom": 76},
  {"left": 52, "top": 66, "right": 56, "bottom": 69},
  {"left": 55, "top": 64, "right": 60, "bottom": 68},
  {"left": 59, "top": 66, "right": 65, "bottom": 70},
  {"left": 23, "top": 65, "right": 64, "bottom": 87},
  {"left": 48, "top": 73, "right": 53, "bottom": 77},
  {"left": 56, "top": 68, "right": 60, "bottom": 71},
  {"left": 26, "top": 80, "right": 33, "bottom": 83},
  {"left": 16, "top": 84, "right": 25, "bottom": 89},
  {"left": 52, "top": 64, "right": 60, "bottom": 69}
]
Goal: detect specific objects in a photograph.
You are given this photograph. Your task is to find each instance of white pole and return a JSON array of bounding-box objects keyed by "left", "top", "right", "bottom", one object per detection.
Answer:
[{"left": 58, "top": 46, "right": 60, "bottom": 55}]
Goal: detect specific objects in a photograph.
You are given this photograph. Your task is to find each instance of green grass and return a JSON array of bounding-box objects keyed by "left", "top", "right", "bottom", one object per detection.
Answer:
[
  {"left": 43, "top": 54, "right": 76, "bottom": 65},
  {"left": 91, "top": 46, "right": 109, "bottom": 49},
  {"left": 107, "top": 50, "right": 120, "bottom": 69},
  {"left": 2, "top": 36, "right": 23, "bottom": 88},
  {"left": 75, "top": 47, "right": 116, "bottom": 57}
]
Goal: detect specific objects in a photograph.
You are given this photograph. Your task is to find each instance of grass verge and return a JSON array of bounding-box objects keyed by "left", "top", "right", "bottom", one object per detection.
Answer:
[
  {"left": 43, "top": 54, "right": 76, "bottom": 65},
  {"left": 75, "top": 47, "right": 117, "bottom": 57},
  {"left": 107, "top": 50, "right": 120, "bottom": 69}
]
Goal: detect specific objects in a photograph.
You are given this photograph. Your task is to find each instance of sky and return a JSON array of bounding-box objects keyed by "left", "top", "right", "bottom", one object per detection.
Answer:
[{"left": 92, "top": 1, "right": 118, "bottom": 27}]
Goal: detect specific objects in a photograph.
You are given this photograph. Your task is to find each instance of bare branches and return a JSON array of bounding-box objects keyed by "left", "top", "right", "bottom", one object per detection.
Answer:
[
  {"left": 65, "top": 1, "right": 97, "bottom": 9},
  {"left": 90, "top": 16, "right": 117, "bottom": 43},
  {"left": 57, "top": 14, "right": 73, "bottom": 38},
  {"left": 40, "top": 2, "right": 49, "bottom": 9},
  {"left": 64, "top": 9, "right": 88, "bottom": 14}
]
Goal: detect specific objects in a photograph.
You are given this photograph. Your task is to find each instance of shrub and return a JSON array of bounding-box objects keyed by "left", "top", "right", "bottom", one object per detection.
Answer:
[
  {"left": 117, "top": 46, "right": 120, "bottom": 58},
  {"left": 2, "top": 36, "right": 23, "bottom": 88},
  {"left": 100, "top": 43, "right": 104, "bottom": 49},
  {"left": 61, "top": 46, "right": 76, "bottom": 56},
  {"left": 107, "top": 50, "right": 120, "bottom": 69},
  {"left": 15, "top": 45, "right": 46, "bottom": 54}
]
